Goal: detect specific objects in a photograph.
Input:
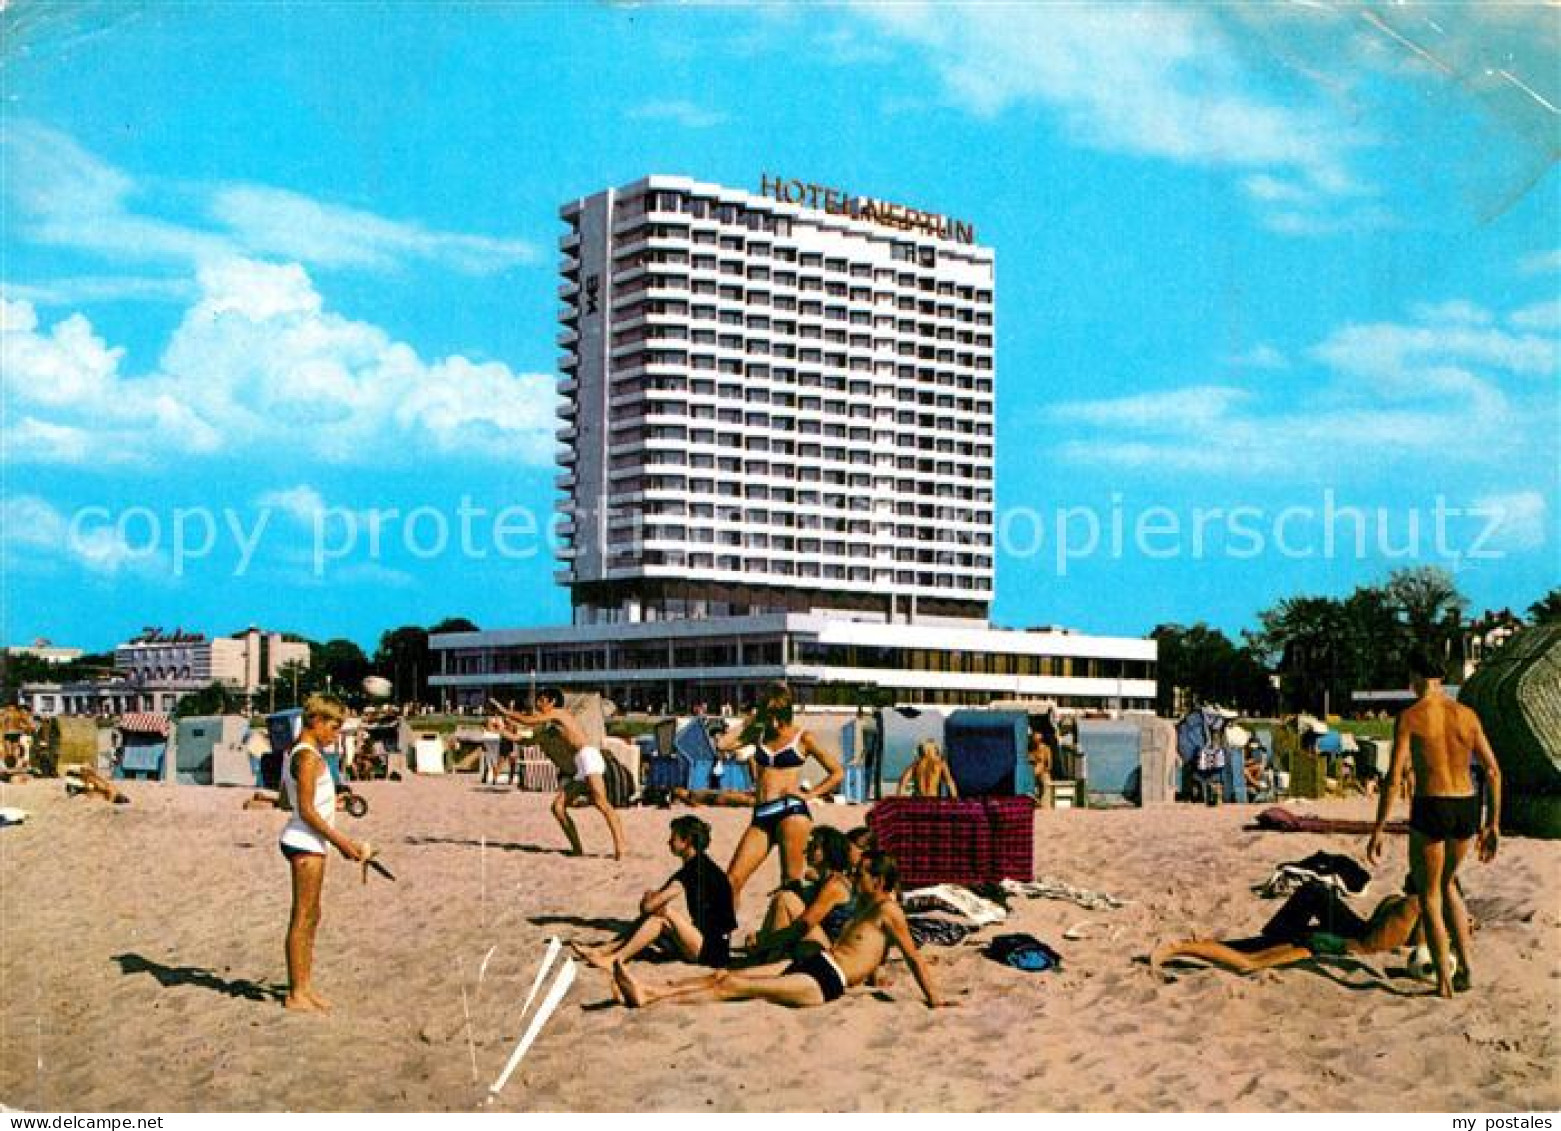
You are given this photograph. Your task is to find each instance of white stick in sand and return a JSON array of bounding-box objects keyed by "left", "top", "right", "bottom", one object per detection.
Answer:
[
  {"left": 458, "top": 959, "right": 478, "bottom": 1084},
  {"left": 489, "top": 957, "right": 575, "bottom": 1097},
  {"left": 477, "top": 943, "right": 498, "bottom": 990}
]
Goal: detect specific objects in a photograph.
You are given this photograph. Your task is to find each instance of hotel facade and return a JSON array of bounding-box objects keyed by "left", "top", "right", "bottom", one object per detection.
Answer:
[{"left": 431, "top": 174, "right": 1155, "bottom": 711}]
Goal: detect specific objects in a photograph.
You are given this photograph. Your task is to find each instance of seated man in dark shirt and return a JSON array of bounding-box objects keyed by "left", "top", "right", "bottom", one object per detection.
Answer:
[{"left": 572, "top": 815, "right": 736, "bottom": 971}]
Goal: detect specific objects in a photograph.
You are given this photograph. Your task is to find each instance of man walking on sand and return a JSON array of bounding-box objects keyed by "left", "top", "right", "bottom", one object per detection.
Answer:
[
  {"left": 493, "top": 689, "right": 627, "bottom": 860},
  {"left": 1367, "top": 649, "right": 1501, "bottom": 998}
]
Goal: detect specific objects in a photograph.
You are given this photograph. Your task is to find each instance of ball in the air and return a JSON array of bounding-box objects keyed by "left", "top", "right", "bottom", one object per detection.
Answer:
[{"left": 362, "top": 676, "right": 393, "bottom": 700}]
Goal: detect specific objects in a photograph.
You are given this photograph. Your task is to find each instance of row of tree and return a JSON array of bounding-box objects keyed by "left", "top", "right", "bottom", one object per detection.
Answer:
[{"left": 1154, "top": 569, "right": 1559, "bottom": 717}]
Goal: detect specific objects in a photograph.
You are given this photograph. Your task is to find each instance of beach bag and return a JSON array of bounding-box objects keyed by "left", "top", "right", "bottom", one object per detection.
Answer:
[{"left": 984, "top": 933, "right": 1062, "bottom": 972}]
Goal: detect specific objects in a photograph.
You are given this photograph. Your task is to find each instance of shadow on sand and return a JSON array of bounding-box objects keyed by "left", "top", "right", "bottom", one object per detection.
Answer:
[{"left": 112, "top": 953, "right": 283, "bottom": 1003}]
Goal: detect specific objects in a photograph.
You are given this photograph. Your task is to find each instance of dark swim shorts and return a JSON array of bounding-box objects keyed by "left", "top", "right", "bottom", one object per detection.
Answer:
[
  {"left": 1409, "top": 794, "right": 1481, "bottom": 841},
  {"left": 783, "top": 950, "right": 847, "bottom": 1002}
]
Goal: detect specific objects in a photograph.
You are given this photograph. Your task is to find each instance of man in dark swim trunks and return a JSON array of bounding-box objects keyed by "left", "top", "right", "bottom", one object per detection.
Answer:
[
  {"left": 1367, "top": 648, "right": 1502, "bottom": 998},
  {"left": 613, "top": 851, "right": 948, "bottom": 1009}
]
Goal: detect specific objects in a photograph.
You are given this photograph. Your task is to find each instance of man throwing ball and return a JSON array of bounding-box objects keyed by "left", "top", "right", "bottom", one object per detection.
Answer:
[{"left": 493, "top": 689, "right": 627, "bottom": 860}]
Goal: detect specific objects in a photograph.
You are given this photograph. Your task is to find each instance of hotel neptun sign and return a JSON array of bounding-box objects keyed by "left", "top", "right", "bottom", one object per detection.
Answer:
[{"left": 758, "top": 173, "right": 976, "bottom": 246}]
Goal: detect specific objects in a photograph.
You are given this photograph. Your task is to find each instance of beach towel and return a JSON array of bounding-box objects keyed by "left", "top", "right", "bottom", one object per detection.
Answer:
[
  {"left": 1251, "top": 806, "right": 1409, "bottom": 836},
  {"left": 907, "top": 916, "right": 976, "bottom": 947},
  {"left": 901, "top": 883, "right": 1009, "bottom": 927},
  {"left": 984, "top": 933, "right": 1062, "bottom": 972},
  {"left": 1000, "top": 876, "right": 1125, "bottom": 912},
  {"left": 868, "top": 796, "right": 1034, "bottom": 888}
]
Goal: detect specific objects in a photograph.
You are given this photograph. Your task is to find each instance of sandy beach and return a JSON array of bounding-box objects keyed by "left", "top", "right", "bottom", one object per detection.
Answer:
[{"left": 1, "top": 773, "right": 1555, "bottom": 1113}]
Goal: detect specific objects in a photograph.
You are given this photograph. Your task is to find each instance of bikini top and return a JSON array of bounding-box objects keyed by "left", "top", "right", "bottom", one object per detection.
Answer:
[{"left": 753, "top": 732, "right": 806, "bottom": 770}]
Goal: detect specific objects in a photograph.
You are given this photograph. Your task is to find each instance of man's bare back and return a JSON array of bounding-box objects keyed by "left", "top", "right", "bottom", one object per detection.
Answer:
[
  {"left": 1397, "top": 694, "right": 1481, "bottom": 798},
  {"left": 492, "top": 698, "right": 588, "bottom": 751}
]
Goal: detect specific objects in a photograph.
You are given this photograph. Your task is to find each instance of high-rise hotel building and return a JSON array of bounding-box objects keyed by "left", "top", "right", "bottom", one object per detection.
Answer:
[
  {"left": 432, "top": 175, "right": 1154, "bottom": 711},
  {"left": 558, "top": 174, "right": 995, "bottom": 628}
]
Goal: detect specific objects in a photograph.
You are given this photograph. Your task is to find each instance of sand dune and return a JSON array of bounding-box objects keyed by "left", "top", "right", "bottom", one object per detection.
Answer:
[{"left": 1, "top": 774, "right": 1554, "bottom": 1112}]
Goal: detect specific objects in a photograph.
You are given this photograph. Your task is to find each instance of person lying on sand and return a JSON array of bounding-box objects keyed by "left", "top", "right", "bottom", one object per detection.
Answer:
[
  {"left": 572, "top": 815, "right": 736, "bottom": 972},
  {"left": 65, "top": 765, "right": 130, "bottom": 804},
  {"left": 669, "top": 786, "right": 756, "bottom": 807},
  {"left": 614, "top": 850, "right": 948, "bottom": 1009},
  {"left": 1151, "top": 876, "right": 1426, "bottom": 978}
]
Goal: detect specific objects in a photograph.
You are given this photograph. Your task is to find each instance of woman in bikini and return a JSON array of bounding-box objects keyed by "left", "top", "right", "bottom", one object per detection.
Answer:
[{"left": 717, "top": 682, "right": 844, "bottom": 908}]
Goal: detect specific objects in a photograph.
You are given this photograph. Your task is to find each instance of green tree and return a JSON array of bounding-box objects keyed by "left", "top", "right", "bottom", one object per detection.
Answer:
[
  {"left": 1528, "top": 588, "right": 1561, "bottom": 624},
  {"left": 1152, "top": 623, "right": 1271, "bottom": 716},
  {"left": 1384, "top": 565, "right": 1467, "bottom": 676},
  {"left": 373, "top": 625, "right": 431, "bottom": 705},
  {"left": 1252, "top": 595, "right": 1351, "bottom": 715},
  {"left": 174, "top": 681, "right": 242, "bottom": 718},
  {"left": 315, "top": 638, "right": 370, "bottom": 691}
]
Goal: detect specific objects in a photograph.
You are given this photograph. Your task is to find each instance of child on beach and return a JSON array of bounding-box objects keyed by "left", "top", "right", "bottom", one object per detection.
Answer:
[
  {"left": 492, "top": 690, "right": 627, "bottom": 860},
  {"left": 279, "top": 694, "right": 370, "bottom": 1013},
  {"left": 572, "top": 814, "right": 736, "bottom": 971}
]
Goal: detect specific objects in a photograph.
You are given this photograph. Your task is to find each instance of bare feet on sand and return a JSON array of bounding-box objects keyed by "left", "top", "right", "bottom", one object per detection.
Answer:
[
  {"left": 569, "top": 942, "right": 614, "bottom": 970},
  {"left": 283, "top": 991, "right": 331, "bottom": 1013}
]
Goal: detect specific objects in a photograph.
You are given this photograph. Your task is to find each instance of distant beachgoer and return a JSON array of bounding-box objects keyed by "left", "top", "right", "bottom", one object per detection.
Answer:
[
  {"left": 1367, "top": 649, "right": 1502, "bottom": 997},
  {"left": 572, "top": 815, "right": 736, "bottom": 971},
  {"left": 1027, "top": 730, "right": 1053, "bottom": 796},
  {"left": 746, "top": 826, "right": 855, "bottom": 960},
  {"left": 1243, "top": 737, "right": 1270, "bottom": 798},
  {"left": 670, "top": 786, "right": 755, "bottom": 807},
  {"left": 279, "top": 694, "right": 369, "bottom": 1013},
  {"left": 65, "top": 765, "right": 130, "bottom": 804},
  {"left": 1151, "top": 878, "right": 1424, "bottom": 977},
  {"left": 493, "top": 690, "right": 627, "bottom": 860},
  {"left": 716, "top": 682, "right": 844, "bottom": 906},
  {"left": 897, "top": 740, "right": 959, "bottom": 799},
  {"left": 614, "top": 851, "right": 947, "bottom": 1009}
]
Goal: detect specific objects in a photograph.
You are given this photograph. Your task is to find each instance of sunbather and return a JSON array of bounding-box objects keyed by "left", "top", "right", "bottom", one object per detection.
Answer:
[
  {"left": 572, "top": 815, "right": 736, "bottom": 971},
  {"left": 1150, "top": 877, "right": 1424, "bottom": 977},
  {"left": 65, "top": 765, "right": 130, "bottom": 804},
  {"left": 745, "top": 826, "right": 854, "bottom": 960},
  {"left": 614, "top": 850, "right": 948, "bottom": 1009}
]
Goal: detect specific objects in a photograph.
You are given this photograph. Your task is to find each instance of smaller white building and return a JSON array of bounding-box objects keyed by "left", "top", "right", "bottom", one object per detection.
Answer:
[{"left": 24, "top": 627, "right": 311, "bottom": 715}]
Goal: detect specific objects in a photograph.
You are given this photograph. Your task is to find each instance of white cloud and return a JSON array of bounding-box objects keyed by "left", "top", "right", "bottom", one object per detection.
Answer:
[
  {"left": 1519, "top": 249, "right": 1561, "bottom": 275},
  {"left": 1509, "top": 298, "right": 1561, "bottom": 332},
  {"left": 5, "top": 276, "right": 196, "bottom": 307},
  {"left": 256, "top": 486, "right": 332, "bottom": 525},
  {"left": 1227, "top": 344, "right": 1288, "bottom": 370},
  {"left": 0, "top": 495, "right": 170, "bottom": 577},
  {"left": 846, "top": 4, "right": 1367, "bottom": 218},
  {"left": 1472, "top": 491, "right": 1550, "bottom": 552},
  {"left": 1052, "top": 386, "right": 1254, "bottom": 431},
  {"left": 1049, "top": 294, "right": 1556, "bottom": 476},
  {"left": 2, "top": 122, "right": 535, "bottom": 278},
  {"left": 209, "top": 186, "right": 536, "bottom": 273},
  {"left": 1, "top": 260, "right": 558, "bottom": 468},
  {"left": 1410, "top": 300, "right": 1493, "bottom": 327},
  {"left": 627, "top": 100, "right": 729, "bottom": 130}
]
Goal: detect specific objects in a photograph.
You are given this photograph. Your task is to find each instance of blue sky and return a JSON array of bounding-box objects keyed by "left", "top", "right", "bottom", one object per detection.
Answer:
[{"left": 2, "top": 1, "right": 1557, "bottom": 652}]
